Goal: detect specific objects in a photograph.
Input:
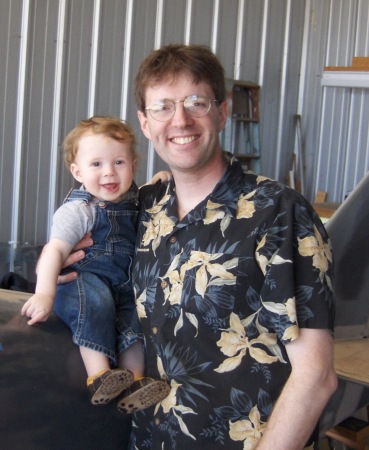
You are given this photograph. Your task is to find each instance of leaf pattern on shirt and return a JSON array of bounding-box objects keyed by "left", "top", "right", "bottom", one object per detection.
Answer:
[
  {"left": 131, "top": 156, "right": 334, "bottom": 450},
  {"left": 158, "top": 250, "right": 238, "bottom": 335},
  {"left": 215, "top": 312, "right": 280, "bottom": 373},
  {"left": 229, "top": 405, "right": 267, "bottom": 450},
  {"left": 298, "top": 224, "right": 333, "bottom": 287},
  {"left": 142, "top": 189, "right": 174, "bottom": 255}
]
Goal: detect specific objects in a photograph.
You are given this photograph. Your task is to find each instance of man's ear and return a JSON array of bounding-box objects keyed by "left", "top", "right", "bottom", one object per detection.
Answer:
[
  {"left": 137, "top": 110, "right": 152, "bottom": 141},
  {"left": 217, "top": 100, "right": 229, "bottom": 133},
  {"left": 70, "top": 163, "right": 83, "bottom": 183}
]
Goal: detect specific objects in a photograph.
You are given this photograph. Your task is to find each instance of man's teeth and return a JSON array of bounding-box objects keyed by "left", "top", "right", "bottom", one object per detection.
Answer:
[{"left": 171, "top": 136, "right": 196, "bottom": 145}]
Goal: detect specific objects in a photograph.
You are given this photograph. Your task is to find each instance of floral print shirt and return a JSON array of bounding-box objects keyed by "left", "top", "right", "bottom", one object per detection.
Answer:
[{"left": 129, "top": 154, "right": 334, "bottom": 450}]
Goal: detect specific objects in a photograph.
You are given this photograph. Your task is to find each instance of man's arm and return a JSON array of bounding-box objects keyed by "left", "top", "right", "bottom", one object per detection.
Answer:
[{"left": 256, "top": 328, "right": 338, "bottom": 449}]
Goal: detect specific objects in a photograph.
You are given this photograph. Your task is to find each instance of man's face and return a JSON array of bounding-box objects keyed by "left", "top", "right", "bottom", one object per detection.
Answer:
[{"left": 137, "top": 73, "right": 228, "bottom": 177}]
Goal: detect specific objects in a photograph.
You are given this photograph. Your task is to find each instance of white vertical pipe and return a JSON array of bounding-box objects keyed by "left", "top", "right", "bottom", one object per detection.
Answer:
[
  {"left": 120, "top": 0, "right": 134, "bottom": 119},
  {"left": 47, "top": 0, "right": 67, "bottom": 235},
  {"left": 342, "top": 90, "right": 367, "bottom": 193},
  {"left": 154, "top": 0, "right": 164, "bottom": 49},
  {"left": 274, "top": 0, "right": 291, "bottom": 181},
  {"left": 88, "top": 0, "right": 101, "bottom": 116},
  {"left": 312, "top": 0, "right": 334, "bottom": 198},
  {"left": 293, "top": 0, "right": 311, "bottom": 197},
  {"left": 258, "top": 0, "right": 269, "bottom": 87},
  {"left": 297, "top": 0, "right": 310, "bottom": 115},
  {"left": 146, "top": 0, "right": 165, "bottom": 182},
  {"left": 211, "top": 0, "right": 220, "bottom": 53},
  {"left": 184, "top": 0, "right": 192, "bottom": 44},
  {"left": 313, "top": 88, "right": 328, "bottom": 197},
  {"left": 10, "top": 0, "right": 30, "bottom": 256},
  {"left": 233, "top": 0, "right": 245, "bottom": 80}
]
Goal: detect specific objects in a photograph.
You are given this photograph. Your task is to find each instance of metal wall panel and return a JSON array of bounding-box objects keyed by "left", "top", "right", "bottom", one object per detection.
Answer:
[
  {"left": 0, "top": 0, "right": 23, "bottom": 245},
  {"left": 306, "top": 0, "right": 369, "bottom": 202},
  {"left": 1, "top": 0, "right": 368, "bottom": 255}
]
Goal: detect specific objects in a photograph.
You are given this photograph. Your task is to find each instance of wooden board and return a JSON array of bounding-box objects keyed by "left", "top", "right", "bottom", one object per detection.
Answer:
[{"left": 334, "top": 339, "right": 369, "bottom": 387}]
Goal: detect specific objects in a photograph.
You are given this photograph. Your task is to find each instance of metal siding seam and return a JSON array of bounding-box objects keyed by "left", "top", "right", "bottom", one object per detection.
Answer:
[
  {"left": 357, "top": 0, "right": 369, "bottom": 53},
  {"left": 325, "top": 0, "right": 334, "bottom": 66},
  {"left": 155, "top": 0, "right": 164, "bottom": 50},
  {"left": 11, "top": 0, "right": 30, "bottom": 256},
  {"left": 120, "top": 0, "right": 134, "bottom": 119},
  {"left": 345, "top": 92, "right": 358, "bottom": 196},
  {"left": 274, "top": 0, "right": 292, "bottom": 181},
  {"left": 234, "top": 0, "right": 245, "bottom": 80},
  {"left": 211, "top": 0, "right": 220, "bottom": 53},
  {"left": 48, "top": 0, "right": 67, "bottom": 235},
  {"left": 184, "top": 0, "right": 193, "bottom": 45},
  {"left": 88, "top": 0, "right": 101, "bottom": 117},
  {"left": 313, "top": 87, "right": 328, "bottom": 197},
  {"left": 146, "top": 0, "right": 165, "bottom": 182},
  {"left": 258, "top": 0, "right": 269, "bottom": 87},
  {"left": 297, "top": 0, "right": 310, "bottom": 115}
]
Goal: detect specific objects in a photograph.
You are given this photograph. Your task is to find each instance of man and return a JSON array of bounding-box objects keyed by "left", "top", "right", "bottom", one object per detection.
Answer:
[{"left": 64, "top": 44, "right": 337, "bottom": 449}]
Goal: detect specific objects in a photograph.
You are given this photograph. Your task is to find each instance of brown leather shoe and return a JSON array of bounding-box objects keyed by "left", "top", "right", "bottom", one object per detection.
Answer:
[
  {"left": 88, "top": 369, "right": 134, "bottom": 405},
  {"left": 117, "top": 377, "right": 170, "bottom": 413}
]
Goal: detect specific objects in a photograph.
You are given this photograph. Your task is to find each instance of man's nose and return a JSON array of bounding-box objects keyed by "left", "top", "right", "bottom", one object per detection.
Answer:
[{"left": 171, "top": 101, "right": 193, "bottom": 126}]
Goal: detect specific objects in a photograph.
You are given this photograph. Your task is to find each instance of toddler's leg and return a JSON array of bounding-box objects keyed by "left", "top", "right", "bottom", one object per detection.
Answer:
[
  {"left": 116, "top": 342, "right": 170, "bottom": 414},
  {"left": 117, "top": 341, "right": 144, "bottom": 378},
  {"left": 81, "top": 346, "right": 134, "bottom": 406}
]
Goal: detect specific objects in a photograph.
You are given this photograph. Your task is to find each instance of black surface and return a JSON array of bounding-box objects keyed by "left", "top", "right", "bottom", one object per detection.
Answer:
[
  {"left": 0, "top": 297, "right": 131, "bottom": 450},
  {"left": 326, "top": 171, "right": 369, "bottom": 336}
]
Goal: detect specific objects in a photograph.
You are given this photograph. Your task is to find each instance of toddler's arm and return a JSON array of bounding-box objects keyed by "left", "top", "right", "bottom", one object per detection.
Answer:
[{"left": 21, "top": 239, "right": 73, "bottom": 325}]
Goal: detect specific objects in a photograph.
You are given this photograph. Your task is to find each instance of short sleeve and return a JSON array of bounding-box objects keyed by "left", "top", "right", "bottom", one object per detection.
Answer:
[{"left": 49, "top": 201, "right": 94, "bottom": 247}]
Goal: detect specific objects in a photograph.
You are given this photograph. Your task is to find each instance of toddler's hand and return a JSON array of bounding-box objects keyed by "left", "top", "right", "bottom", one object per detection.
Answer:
[
  {"left": 143, "top": 170, "right": 172, "bottom": 186},
  {"left": 21, "top": 293, "right": 54, "bottom": 325}
]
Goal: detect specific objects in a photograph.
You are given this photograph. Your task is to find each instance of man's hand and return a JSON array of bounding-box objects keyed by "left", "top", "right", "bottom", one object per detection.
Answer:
[{"left": 53, "top": 234, "right": 93, "bottom": 284}]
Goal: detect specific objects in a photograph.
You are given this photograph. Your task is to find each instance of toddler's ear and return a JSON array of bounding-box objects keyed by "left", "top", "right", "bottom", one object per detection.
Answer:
[{"left": 70, "top": 163, "right": 83, "bottom": 183}]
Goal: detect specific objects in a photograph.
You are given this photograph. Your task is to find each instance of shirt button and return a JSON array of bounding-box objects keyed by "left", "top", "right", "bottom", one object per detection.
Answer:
[
  {"left": 155, "top": 418, "right": 160, "bottom": 425},
  {"left": 161, "top": 280, "right": 168, "bottom": 289},
  {"left": 98, "top": 201, "right": 106, "bottom": 208},
  {"left": 169, "top": 236, "right": 177, "bottom": 243},
  {"left": 152, "top": 327, "right": 158, "bottom": 335}
]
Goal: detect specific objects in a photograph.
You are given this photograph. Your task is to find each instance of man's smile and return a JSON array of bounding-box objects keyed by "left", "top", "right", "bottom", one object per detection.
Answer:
[{"left": 170, "top": 135, "right": 198, "bottom": 145}]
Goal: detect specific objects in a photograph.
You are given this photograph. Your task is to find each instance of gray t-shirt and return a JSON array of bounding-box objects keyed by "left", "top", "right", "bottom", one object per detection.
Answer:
[{"left": 50, "top": 200, "right": 95, "bottom": 247}]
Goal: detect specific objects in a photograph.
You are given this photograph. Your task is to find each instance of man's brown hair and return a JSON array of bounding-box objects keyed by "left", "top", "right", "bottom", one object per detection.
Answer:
[{"left": 134, "top": 44, "right": 226, "bottom": 113}]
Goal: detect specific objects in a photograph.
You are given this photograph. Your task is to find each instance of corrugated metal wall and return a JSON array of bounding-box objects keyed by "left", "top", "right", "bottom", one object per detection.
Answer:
[
  {"left": 0, "top": 0, "right": 368, "bottom": 252},
  {"left": 303, "top": 0, "right": 369, "bottom": 203}
]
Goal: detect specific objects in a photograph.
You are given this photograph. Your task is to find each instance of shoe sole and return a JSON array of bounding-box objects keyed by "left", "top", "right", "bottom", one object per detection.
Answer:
[
  {"left": 117, "top": 380, "right": 170, "bottom": 414},
  {"left": 91, "top": 369, "right": 134, "bottom": 405}
]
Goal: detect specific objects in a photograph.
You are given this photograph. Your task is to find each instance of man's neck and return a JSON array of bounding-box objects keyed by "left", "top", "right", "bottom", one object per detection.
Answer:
[{"left": 173, "top": 157, "right": 227, "bottom": 220}]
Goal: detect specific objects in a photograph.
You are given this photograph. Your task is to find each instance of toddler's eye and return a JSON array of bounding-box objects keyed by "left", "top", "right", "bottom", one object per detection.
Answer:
[{"left": 92, "top": 161, "right": 100, "bottom": 167}]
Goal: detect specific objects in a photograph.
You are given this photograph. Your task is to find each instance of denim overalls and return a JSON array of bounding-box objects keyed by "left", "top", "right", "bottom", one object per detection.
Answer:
[{"left": 54, "top": 184, "right": 142, "bottom": 365}]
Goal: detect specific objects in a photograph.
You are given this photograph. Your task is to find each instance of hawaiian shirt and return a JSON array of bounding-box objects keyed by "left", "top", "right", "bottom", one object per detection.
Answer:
[{"left": 129, "top": 153, "right": 334, "bottom": 450}]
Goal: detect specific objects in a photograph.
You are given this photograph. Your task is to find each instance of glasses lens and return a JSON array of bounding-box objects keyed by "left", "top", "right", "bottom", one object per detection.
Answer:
[
  {"left": 148, "top": 99, "right": 175, "bottom": 121},
  {"left": 184, "top": 96, "right": 211, "bottom": 117}
]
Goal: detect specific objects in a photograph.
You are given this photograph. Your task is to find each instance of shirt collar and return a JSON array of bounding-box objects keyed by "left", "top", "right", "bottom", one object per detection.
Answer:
[{"left": 164, "top": 152, "right": 246, "bottom": 221}]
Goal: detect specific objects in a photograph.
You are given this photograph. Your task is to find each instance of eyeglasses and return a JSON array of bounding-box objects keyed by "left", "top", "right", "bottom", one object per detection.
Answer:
[{"left": 145, "top": 95, "right": 220, "bottom": 122}]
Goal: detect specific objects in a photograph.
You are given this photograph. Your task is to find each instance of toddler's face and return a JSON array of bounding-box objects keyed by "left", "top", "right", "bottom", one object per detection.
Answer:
[{"left": 70, "top": 133, "right": 136, "bottom": 202}]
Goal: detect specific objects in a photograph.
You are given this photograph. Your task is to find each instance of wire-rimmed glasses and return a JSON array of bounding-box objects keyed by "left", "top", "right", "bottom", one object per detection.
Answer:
[{"left": 145, "top": 95, "right": 220, "bottom": 122}]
